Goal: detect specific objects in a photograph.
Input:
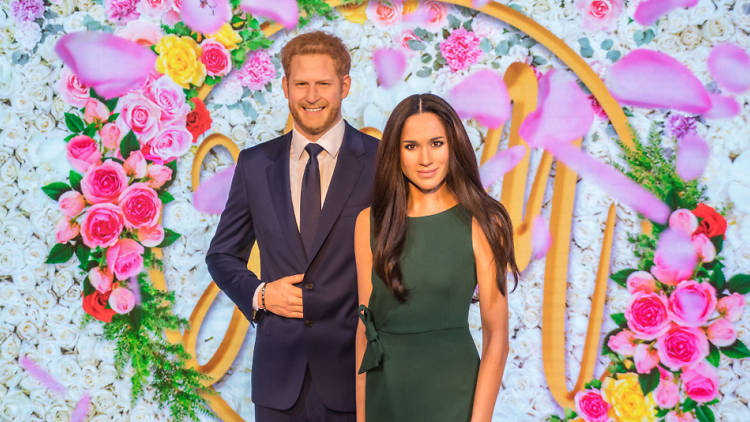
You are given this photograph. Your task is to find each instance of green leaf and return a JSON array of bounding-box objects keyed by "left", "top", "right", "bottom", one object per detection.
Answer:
[
  {"left": 638, "top": 366, "right": 660, "bottom": 395},
  {"left": 578, "top": 37, "right": 591, "bottom": 48},
  {"left": 413, "top": 27, "right": 431, "bottom": 41},
  {"left": 420, "top": 53, "right": 432, "bottom": 63},
  {"left": 46, "top": 243, "right": 75, "bottom": 264},
  {"left": 580, "top": 46, "right": 594, "bottom": 58},
  {"left": 479, "top": 38, "right": 492, "bottom": 52},
  {"left": 64, "top": 112, "right": 85, "bottom": 133},
  {"left": 727, "top": 274, "right": 750, "bottom": 294},
  {"left": 634, "top": 30, "right": 645, "bottom": 46},
  {"left": 710, "top": 266, "right": 726, "bottom": 292},
  {"left": 643, "top": 29, "right": 655, "bottom": 44},
  {"left": 83, "top": 275, "right": 95, "bottom": 296},
  {"left": 105, "top": 97, "right": 119, "bottom": 112},
  {"left": 707, "top": 343, "right": 720, "bottom": 367},
  {"left": 416, "top": 66, "right": 432, "bottom": 78},
  {"left": 205, "top": 75, "right": 220, "bottom": 86},
  {"left": 107, "top": 112, "right": 120, "bottom": 123},
  {"left": 495, "top": 40, "right": 511, "bottom": 56},
  {"left": 75, "top": 243, "right": 90, "bottom": 269},
  {"left": 462, "top": 19, "right": 473, "bottom": 31},
  {"left": 532, "top": 55, "right": 547, "bottom": 66},
  {"left": 88, "top": 87, "right": 106, "bottom": 103},
  {"left": 64, "top": 133, "right": 76, "bottom": 142},
  {"left": 611, "top": 312, "right": 627, "bottom": 328},
  {"left": 656, "top": 408, "right": 669, "bottom": 418},
  {"left": 600, "top": 39, "right": 614, "bottom": 50},
  {"left": 129, "top": 305, "right": 143, "bottom": 331},
  {"left": 585, "top": 379, "right": 602, "bottom": 390},
  {"left": 610, "top": 268, "right": 636, "bottom": 288},
  {"left": 83, "top": 122, "right": 98, "bottom": 137},
  {"left": 696, "top": 405, "right": 715, "bottom": 422},
  {"left": 42, "top": 182, "right": 72, "bottom": 200},
  {"left": 564, "top": 408, "right": 577, "bottom": 420},
  {"left": 158, "top": 190, "right": 175, "bottom": 205},
  {"left": 606, "top": 50, "right": 621, "bottom": 62},
  {"left": 508, "top": 3, "right": 525, "bottom": 14},
  {"left": 546, "top": 416, "right": 563, "bottom": 422},
  {"left": 683, "top": 397, "right": 697, "bottom": 412},
  {"left": 157, "top": 228, "right": 181, "bottom": 248},
  {"left": 521, "top": 37, "right": 536, "bottom": 48},
  {"left": 406, "top": 39, "right": 426, "bottom": 51},
  {"left": 720, "top": 339, "right": 750, "bottom": 359},
  {"left": 119, "top": 130, "right": 140, "bottom": 160},
  {"left": 67, "top": 170, "right": 82, "bottom": 191},
  {"left": 710, "top": 234, "right": 723, "bottom": 253},
  {"left": 447, "top": 14, "right": 461, "bottom": 29}
]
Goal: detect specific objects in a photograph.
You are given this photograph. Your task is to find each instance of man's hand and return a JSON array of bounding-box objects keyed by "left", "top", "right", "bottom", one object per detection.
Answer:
[{"left": 263, "top": 274, "right": 304, "bottom": 318}]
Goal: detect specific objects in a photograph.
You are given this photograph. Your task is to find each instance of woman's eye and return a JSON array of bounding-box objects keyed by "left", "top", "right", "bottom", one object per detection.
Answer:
[
  {"left": 432, "top": 140, "right": 444, "bottom": 147},
  {"left": 404, "top": 144, "right": 416, "bottom": 150}
]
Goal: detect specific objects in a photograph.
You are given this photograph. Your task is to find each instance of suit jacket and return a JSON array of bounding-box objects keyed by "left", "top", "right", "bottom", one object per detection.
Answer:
[{"left": 205, "top": 121, "right": 379, "bottom": 411}]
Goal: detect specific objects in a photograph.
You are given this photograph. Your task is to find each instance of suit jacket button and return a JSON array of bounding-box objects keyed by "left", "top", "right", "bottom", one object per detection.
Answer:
[
  {"left": 305, "top": 283, "right": 313, "bottom": 290},
  {"left": 305, "top": 320, "right": 313, "bottom": 327}
]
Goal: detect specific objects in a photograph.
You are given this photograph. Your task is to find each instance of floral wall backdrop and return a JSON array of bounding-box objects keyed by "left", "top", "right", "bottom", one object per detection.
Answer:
[{"left": 0, "top": 0, "right": 749, "bottom": 421}]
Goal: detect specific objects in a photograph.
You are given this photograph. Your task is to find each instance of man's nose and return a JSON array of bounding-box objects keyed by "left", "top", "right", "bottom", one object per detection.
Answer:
[{"left": 304, "top": 86, "right": 319, "bottom": 103}]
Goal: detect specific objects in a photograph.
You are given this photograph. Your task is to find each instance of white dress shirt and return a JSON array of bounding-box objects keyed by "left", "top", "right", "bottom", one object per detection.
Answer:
[{"left": 253, "top": 118, "right": 346, "bottom": 310}]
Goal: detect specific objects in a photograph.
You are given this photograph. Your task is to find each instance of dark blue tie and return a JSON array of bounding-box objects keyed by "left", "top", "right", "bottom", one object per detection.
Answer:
[{"left": 300, "top": 143, "right": 324, "bottom": 257}]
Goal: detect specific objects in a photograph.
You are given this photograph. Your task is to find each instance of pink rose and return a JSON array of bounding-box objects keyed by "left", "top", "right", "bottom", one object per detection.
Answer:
[
  {"left": 669, "top": 208, "right": 699, "bottom": 235},
  {"left": 81, "top": 161, "right": 128, "bottom": 204},
  {"left": 633, "top": 343, "right": 659, "bottom": 374},
  {"left": 717, "top": 293, "right": 744, "bottom": 322},
  {"left": 574, "top": 0, "right": 623, "bottom": 31},
  {"left": 200, "top": 38, "right": 232, "bottom": 77},
  {"left": 146, "top": 164, "right": 173, "bottom": 189},
  {"left": 55, "top": 217, "right": 79, "bottom": 244},
  {"left": 100, "top": 122, "right": 122, "bottom": 150},
  {"left": 574, "top": 389, "right": 610, "bottom": 422},
  {"left": 682, "top": 361, "right": 719, "bottom": 403},
  {"left": 57, "top": 66, "right": 89, "bottom": 107},
  {"left": 83, "top": 98, "right": 110, "bottom": 124},
  {"left": 108, "top": 287, "right": 136, "bottom": 314},
  {"left": 115, "top": 92, "right": 161, "bottom": 141},
  {"left": 607, "top": 329, "right": 636, "bottom": 356},
  {"left": 118, "top": 183, "right": 162, "bottom": 229},
  {"left": 106, "top": 238, "right": 145, "bottom": 280},
  {"left": 651, "top": 250, "right": 694, "bottom": 286},
  {"left": 626, "top": 293, "right": 671, "bottom": 340},
  {"left": 136, "top": 224, "right": 165, "bottom": 247},
  {"left": 707, "top": 318, "right": 737, "bottom": 347},
  {"left": 417, "top": 0, "right": 448, "bottom": 30},
  {"left": 124, "top": 150, "right": 147, "bottom": 178},
  {"left": 656, "top": 324, "right": 709, "bottom": 370},
  {"left": 666, "top": 412, "right": 695, "bottom": 422},
  {"left": 147, "top": 125, "right": 192, "bottom": 161},
  {"left": 440, "top": 27, "right": 482, "bottom": 72},
  {"left": 396, "top": 29, "right": 421, "bottom": 52},
  {"left": 654, "top": 378, "right": 680, "bottom": 408},
  {"left": 366, "top": 0, "right": 403, "bottom": 28},
  {"left": 668, "top": 280, "right": 716, "bottom": 327},
  {"left": 136, "top": 0, "right": 173, "bottom": 19},
  {"left": 88, "top": 266, "right": 113, "bottom": 294},
  {"left": 145, "top": 75, "right": 190, "bottom": 123},
  {"left": 80, "top": 203, "right": 124, "bottom": 248},
  {"left": 58, "top": 190, "right": 85, "bottom": 218},
  {"left": 115, "top": 18, "right": 164, "bottom": 45},
  {"left": 626, "top": 270, "right": 656, "bottom": 295},
  {"left": 67, "top": 135, "right": 102, "bottom": 173},
  {"left": 691, "top": 233, "right": 716, "bottom": 263}
]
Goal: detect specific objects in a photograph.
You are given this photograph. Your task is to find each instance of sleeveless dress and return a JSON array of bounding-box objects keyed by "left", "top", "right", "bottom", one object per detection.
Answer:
[{"left": 359, "top": 205, "right": 480, "bottom": 422}]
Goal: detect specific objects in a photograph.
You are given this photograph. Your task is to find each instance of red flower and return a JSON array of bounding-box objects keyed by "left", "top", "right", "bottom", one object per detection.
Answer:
[
  {"left": 691, "top": 203, "right": 726, "bottom": 238},
  {"left": 186, "top": 97, "right": 212, "bottom": 142},
  {"left": 82, "top": 290, "right": 116, "bottom": 322}
]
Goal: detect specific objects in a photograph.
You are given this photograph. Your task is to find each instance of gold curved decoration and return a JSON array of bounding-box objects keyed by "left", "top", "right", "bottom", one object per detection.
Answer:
[{"left": 146, "top": 1, "right": 637, "bottom": 418}]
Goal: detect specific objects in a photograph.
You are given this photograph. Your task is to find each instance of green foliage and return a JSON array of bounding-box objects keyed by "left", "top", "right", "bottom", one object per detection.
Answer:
[
  {"left": 611, "top": 312, "right": 627, "bottom": 328},
  {"left": 727, "top": 274, "right": 750, "bottom": 294},
  {"left": 120, "top": 130, "right": 140, "bottom": 160},
  {"left": 610, "top": 268, "right": 636, "bottom": 288},
  {"left": 638, "top": 367, "right": 660, "bottom": 395},
  {"left": 102, "top": 273, "right": 214, "bottom": 421},
  {"left": 42, "top": 182, "right": 72, "bottom": 200},
  {"left": 46, "top": 243, "right": 75, "bottom": 264},
  {"left": 297, "top": 0, "right": 336, "bottom": 27},
  {"left": 707, "top": 344, "right": 720, "bottom": 367},
  {"left": 720, "top": 340, "right": 750, "bottom": 359}
]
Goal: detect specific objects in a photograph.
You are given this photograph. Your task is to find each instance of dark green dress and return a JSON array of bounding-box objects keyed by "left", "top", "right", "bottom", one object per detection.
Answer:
[{"left": 359, "top": 205, "right": 479, "bottom": 421}]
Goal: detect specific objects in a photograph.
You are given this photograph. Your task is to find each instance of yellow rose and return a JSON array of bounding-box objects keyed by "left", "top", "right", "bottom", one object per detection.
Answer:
[
  {"left": 403, "top": 0, "right": 419, "bottom": 15},
  {"left": 155, "top": 34, "right": 206, "bottom": 88},
  {"left": 337, "top": 1, "right": 367, "bottom": 24},
  {"left": 208, "top": 23, "right": 242, "bottom": 50},
  {"left": 601, "top": 373, "right": 656, "bottom": 422}
]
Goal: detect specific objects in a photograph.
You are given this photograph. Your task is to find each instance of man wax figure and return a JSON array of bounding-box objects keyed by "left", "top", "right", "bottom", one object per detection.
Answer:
[{"left": 206, "top": 31, "right": 378, "bottom": 421}]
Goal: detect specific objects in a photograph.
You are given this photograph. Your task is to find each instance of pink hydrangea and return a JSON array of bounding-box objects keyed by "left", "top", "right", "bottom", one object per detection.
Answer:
[
  {"left": 236, "top": 50, "right": 276, "bottom": 91},
  {"left": 11, "top": 0, "right": 44, "bottom": 22},
  {"left": 439, "top": 28, "right": 482, "bottom": 72},
  {"left": 105, "top": 0, "right": 140, "bottom": 23}
]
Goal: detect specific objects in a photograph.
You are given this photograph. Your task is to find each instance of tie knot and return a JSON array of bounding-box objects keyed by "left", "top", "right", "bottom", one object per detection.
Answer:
[{"left": 305, "top": 143, "right": 324, "bottom": 159}]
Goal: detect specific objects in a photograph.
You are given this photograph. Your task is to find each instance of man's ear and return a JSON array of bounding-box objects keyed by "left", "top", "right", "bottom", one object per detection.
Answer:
[
  {"left": 341, "top": 74, "right": 351, "bottom": 99},
  {"left": 282, "top": 76, "right": 289, "bottom": 99}
]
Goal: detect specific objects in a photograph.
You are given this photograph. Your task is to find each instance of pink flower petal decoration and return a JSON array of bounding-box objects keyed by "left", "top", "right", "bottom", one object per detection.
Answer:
[
  {"left": 19, "top": 356, "right": 66, "bottom": 396},
  {"left": 193, "top": 164, "right": 236, "bottom": 214},
  {"left": 531, "top": 215, "right": 551, "bottom": 260},
  {"left": 240, "top": 0, "right": 299, "bottom": 29},
  {"left": 128, "top": 276, "right": 142, "bottom": 307},
  {"left": 656, "top": 228, "right": 698, "bottom": 274},
  {"left": 708, "top": 43, "right": 750, "bottom": 94},
  {"left": 180, "top": 0, "right": 231, "bottom": 34},
  {"left": 703, "top": 93, "right": 740, "bottom": 119},
  {"left": 518, "top": 69, "right": 594, "bottom": 148},
  {"left": 447, "top": 69, "right": 511, "bottom": 129},
  {"left": 479, "top": 145, "right": 526, "bottom": 189},
  {"left": 55, "top": 31, "right": 156, "bottom": 99},
  {"left": 472, "top": 0, "right": 492, "bottom": 7},
  {"left": 373, "top": 48, "right": 407, "bottom": 89},
  {"left": 634, "top": 0, "right": 698, "bottom": 26},
  {"left": 70, "top": 393, "right": 91, "bottom": 422},
  {"left": 546, "top": 143, "right": 670, "bottom": 224},
  {"left": 606, "top": 49, "right": 711, "bottom": 114},
  {"left": 676, "top": 132, "right": 709, "bottom": 181}
]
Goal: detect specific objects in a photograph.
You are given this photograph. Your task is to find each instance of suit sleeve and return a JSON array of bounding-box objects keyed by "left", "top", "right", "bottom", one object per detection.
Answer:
[{"left": 205, "top": 150, "right": 260, "bottom": 322}]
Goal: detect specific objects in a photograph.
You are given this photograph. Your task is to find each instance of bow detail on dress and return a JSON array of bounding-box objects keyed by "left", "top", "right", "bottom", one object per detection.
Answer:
[{"left": 358, "top": 304, "right": 384, "bottom": 374}]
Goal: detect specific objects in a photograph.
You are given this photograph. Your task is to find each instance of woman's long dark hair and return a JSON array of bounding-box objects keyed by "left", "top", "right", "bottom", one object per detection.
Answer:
[{"left": 371, "top": 93, "right": 519, "bottom": 302}]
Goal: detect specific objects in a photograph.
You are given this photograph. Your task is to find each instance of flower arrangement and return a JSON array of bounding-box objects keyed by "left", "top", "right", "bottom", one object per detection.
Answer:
[{"left": 550, "top": 129, "right": 750, "bottom": 422}]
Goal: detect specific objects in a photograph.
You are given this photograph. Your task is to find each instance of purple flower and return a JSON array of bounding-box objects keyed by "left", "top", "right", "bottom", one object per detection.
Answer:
[
  {"left": 11, "top": 0, "right": 45, "bottom": 22},
  {"left": 666, "top": 113, "right": 697, "bottom": 140}
]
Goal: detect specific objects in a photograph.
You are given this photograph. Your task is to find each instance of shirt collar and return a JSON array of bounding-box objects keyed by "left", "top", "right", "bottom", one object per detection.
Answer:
[{"left": 290, "top": 118, "right": 345, "bottom": 160}]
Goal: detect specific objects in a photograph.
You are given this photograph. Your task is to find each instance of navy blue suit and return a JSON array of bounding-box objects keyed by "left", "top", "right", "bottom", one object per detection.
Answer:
[{"left": 205, "top": 122, "right": 378, "bottom": 413}]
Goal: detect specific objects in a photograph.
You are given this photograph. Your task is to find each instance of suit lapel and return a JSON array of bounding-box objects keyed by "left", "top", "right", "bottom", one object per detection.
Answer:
[
  {"left": 306, "top": 123, "right": 365, "bottom": 264},
  {"left": 266, "top": 133, "right": 307, "bottom": 268}
]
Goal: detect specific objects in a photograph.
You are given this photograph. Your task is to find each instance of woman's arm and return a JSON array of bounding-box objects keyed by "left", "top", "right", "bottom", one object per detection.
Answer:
[
  {"left": 470, "top": 218, "right": 510, "bottom": 422},
  {"left": 354, "top": 208, "right": 373, "bottom": 422}
]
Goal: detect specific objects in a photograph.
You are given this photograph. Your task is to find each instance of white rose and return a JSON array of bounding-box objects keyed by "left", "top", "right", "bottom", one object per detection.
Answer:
[
  {"left": 43, "top": 403, "right": 70, "bottom": 422},
  {"left": 90, "top": 389, "right": 116, "bottom": 415},
  {"left": 0, "top": 57, "right": 18, "bottom": 100},
  {"left": 15, "top": 319, "right": 39, "bottom": 343},
  {"left": 23, "top": 240, "right": 48, "bottom": 270},
  {"left": 687, "top": 0, "right": 717, "bottom": 24},
  {"left": 52, "top": 324, "right": 79, "bottom": 349},
  {"left": 0, "top": 334, "right": 21, "bottom": 361},
  {"left": 0, "top": 359, "right": 20, "bottom": 384},
  {"left": 60, "top": 283, "right": 82, "bottom": 304},
  {"left": 28, "top": 84, "right": 52, "bottom": 109},
  {"left": 655, "top": 32, "right": 684, "bottom": 54},
  {"left": 230, "top": 124, "right": 250, "bottom": 144},
  {"left": 62, "top": 12, "right": 87, "bottom": 33},
  {"left": 732, "top": 1, "right": 750, "bottom": 29},
  {"left": 50, "top": 96, "right": 68, "bottom": 119},
  {"left": 25, "top": 63, "right": 49, "bottom": 84},
  {"left": 0, "top": 390, "right": 32, "bottom": 421},
  {"left": 663, "top": 9, "right": 689, "bottom": 33},
  {"left": 520, "top": 306, "right": 540, "bottom": 328},
  {"left": 702, "top": 16, "right": 735, "bottom": 42},
  {"left": 735, "top": 378, "right": 750, "bottom": 401},
  {"left": 209, "top": 77, "right": 243, "bottom": 105},
  {"left": 573, "top": 217, "right": 601, "bottom": 250},
  {"left": 130, "top": 403, "right": 157, "bottom": 422},
  {"left": 679, "top": 26, "right": 704, "bottom": 50},
  {"left": 14, "top": 21, "right": 42, "bottom": 51}
]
